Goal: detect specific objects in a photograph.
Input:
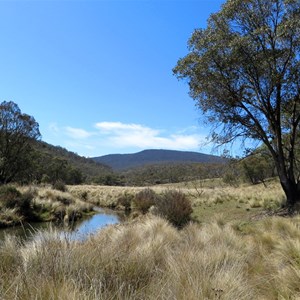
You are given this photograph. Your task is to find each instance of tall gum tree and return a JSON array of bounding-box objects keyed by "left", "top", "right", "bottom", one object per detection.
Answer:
[
  {"left": 0, "top": 101, "right": 41, "bottom": 183},
  {"left": 174, "top": 0, "right": 300, "bottom": 209}
]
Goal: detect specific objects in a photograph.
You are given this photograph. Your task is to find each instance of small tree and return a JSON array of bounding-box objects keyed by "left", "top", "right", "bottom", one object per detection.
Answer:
[
  {"left": 174, "top": 0, "right": 300, "bottom": 209},
  {"left": 0, "top": 101, "right": 41, "bottom": 183},
  {"left": 242, "top": 154, "right": 274, "bottom": 186}
]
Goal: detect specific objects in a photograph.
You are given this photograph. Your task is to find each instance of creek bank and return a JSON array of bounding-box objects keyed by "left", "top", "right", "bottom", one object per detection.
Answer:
[
  {"left": 0, "top": 206, "right": 121, "bottom": 241},
  {"left": 0, "top": 185, "right": 95, "bottom": 229}
]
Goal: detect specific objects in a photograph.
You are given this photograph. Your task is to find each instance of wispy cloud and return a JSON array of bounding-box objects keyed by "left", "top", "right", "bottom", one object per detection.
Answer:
[
  {"left": 64, "top": 126, "right": 95, "bottom": 139},
  {"left": 47, "top": 121, "right": 209, "bottom": 157}
]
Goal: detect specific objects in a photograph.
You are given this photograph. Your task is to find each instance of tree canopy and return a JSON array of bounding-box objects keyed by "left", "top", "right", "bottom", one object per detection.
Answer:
[
  {"left": 0, "top": 101, "right": 41, "bottom": 183},
  {"left": 174, "top": 0, "right": 300, "bottom": 208}
]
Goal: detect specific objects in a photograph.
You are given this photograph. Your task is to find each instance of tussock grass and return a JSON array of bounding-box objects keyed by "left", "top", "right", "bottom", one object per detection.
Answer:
[
  {"left": 0, "top": 185, "right": 94, "bottom": 227},
  {"left": 0, "top": 208, "right": 23, "bottom": 226},
  {"left": 2, "top": 214, "right": 300, "bottom": 299},
  {"left": 0, "top": 180, "right": 294, "bottom": 298},
  {"left": 68, "top": 185, "right": 143, "bottom": 208}
]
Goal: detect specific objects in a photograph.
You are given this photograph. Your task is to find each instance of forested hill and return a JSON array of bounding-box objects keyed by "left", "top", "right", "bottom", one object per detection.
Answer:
[
  {"left": 92, "top": 149, "right": 226, "bottom": 171},
  {"left": 31, "top": 141, "right": 112, "bottom": 183}
]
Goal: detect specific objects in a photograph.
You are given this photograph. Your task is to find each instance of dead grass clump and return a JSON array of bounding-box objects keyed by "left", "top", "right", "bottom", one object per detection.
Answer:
[{"left": 245, "top": 216, "right": 300, "bottom": 299}]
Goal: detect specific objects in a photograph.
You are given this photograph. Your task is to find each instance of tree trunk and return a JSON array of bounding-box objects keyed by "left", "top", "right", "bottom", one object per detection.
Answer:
[{"left": 279, "top": 177, "right": 300, "bottom": 210}]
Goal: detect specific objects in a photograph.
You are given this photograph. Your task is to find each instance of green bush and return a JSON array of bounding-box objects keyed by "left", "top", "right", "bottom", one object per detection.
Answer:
[
  {"left": 133, "top": 188, "right": 157, "bottom": 214},
  {"left": 155, "top": 190, "right": 192, "bottom": 228}
]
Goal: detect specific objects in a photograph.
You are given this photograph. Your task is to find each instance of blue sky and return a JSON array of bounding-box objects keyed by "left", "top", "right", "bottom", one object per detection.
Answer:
[{"left": 0, "top": 0, "right": 225, "bottom": 157}]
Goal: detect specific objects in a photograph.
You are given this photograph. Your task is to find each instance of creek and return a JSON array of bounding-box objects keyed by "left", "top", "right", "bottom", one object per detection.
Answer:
[{"left": 0, "top": 207, "right": 121, "bottom": 242}]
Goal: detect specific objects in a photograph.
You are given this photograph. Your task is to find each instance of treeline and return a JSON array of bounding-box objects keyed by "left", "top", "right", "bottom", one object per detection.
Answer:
[
  {"left": 0, "top": 101, "right": 279, "bottom": 187},
  {"left": 113, "top": 152, "right": 276, "bottom": 187},
  {"left": 120, "top": 162, "right": 225, "bottom": 186}
]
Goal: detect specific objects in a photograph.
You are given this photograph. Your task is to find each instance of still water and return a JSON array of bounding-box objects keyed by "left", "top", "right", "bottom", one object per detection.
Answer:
[{"left": 0, "top": 208, "right": 121, "bottom": 242}]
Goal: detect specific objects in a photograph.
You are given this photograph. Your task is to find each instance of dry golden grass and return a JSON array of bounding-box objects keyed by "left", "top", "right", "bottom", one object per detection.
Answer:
[
  {"left": 0, "top": 179, "right": 294, "bottom": 299},
  {"left": 1, "top": 212, "right": 300, "bottom": 299},
  {"left": 68, "top": 185, "right": 144, "bottom": 208}
]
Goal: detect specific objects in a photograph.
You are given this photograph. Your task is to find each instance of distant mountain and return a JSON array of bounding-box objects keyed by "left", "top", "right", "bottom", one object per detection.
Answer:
[{"left": 92, "top": 149, "right": 226, "bottom": 171}]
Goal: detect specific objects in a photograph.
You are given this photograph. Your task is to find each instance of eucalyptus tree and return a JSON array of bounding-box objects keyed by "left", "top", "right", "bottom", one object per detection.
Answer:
[
  {"left": 174, "top": 0, "right": 300, "bottom": 209},
  {"left": 0, "top": 101, "right": 41, "bottom": 183}
]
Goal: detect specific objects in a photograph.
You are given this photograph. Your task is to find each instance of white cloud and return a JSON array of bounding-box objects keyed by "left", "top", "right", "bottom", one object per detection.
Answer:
[
  {"left": 95, "top": 121, "right": 204, "bottom": 150},
  {"left": 95, "top": 121, "right": 159, "bottom": 135},
  {"left": 64, "top": 126, "right": 95, "bottom": 139}
]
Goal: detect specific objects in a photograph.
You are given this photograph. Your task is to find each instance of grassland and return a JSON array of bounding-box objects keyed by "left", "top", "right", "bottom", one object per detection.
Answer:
[
  {"left": 1, "top": 179, "right": 299, "bottom": 299},
  {"left": 68, "top": 178, "right": 285, "bottom": 224}
]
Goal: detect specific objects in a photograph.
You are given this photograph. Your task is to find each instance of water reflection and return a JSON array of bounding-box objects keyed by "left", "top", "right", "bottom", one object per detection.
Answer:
[
  {"left": 66, "top": 211, "right": 119, "bottom": 240},
  {"left": 0, "top": 208, "right": 120, "bottom": 242}
]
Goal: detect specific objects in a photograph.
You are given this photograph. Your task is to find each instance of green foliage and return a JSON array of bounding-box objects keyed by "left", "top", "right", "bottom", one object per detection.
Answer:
[
  {"left": 242, "top": 154, "right": 274, "bottom": 185},
  {"left": 0, "top": 101, "right": 41, "bottom": 184},
  {"left": 133, "top": 188, "right": 157, "bottom": 214},
  {"left": 174, "top": 0, "right": 300, "bottom": 206},
  {"left": 28, "top": 141, "right": 112, "bottom": 185},
  {"left": 221, "top": 158, "right": 241, "bottom": 186},
  {"left": 122, "top": 162, "right": 225, "bottom": 186},
  {"left": 155, "top": 190, "right": 193, "bottom": 228},
  {"left": 92, "top": 174, "right": 125, "bottom": 186}
]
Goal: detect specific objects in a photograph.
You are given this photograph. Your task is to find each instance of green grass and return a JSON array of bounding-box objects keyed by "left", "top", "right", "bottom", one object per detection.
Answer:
[{"left": 191, "top": 194, "right": 263, "bottom": 224}]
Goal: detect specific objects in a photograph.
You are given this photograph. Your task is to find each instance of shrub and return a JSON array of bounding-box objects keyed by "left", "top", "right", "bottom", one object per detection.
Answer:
[
  {"left": 117, "top": 192, "right": 134, "bottom": 211},
  {"left": 0, "top": 186, "right": 22, "bottom": 209},
  {"left": 52, "top": 180, "right": 67, "bottom": 192},
  {"left": 133, "top": 188, "right": 157, "bottom": 214},
  {"left": 0, "top": 186, "right": 36, "bottom": 221},
  {"left": 16, "top": 190, "right": 34, "bottom": 218},
  {"left": 155, "top": 190, "right": 193, "bottom": 228}
]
